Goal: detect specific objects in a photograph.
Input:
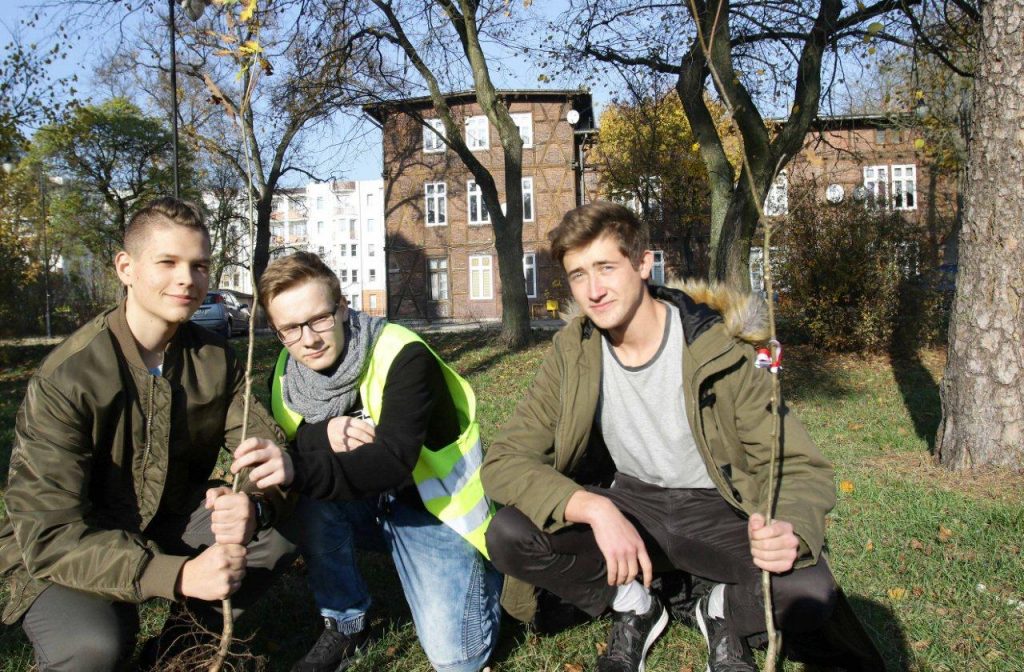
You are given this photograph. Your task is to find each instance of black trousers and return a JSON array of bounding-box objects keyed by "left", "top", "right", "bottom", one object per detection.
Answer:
[
  {"left": 20, "top": 486, "right": 296, "bottom": 672},
  {"left": 487, "top": 473, "right": 838, "bottom": 637}
]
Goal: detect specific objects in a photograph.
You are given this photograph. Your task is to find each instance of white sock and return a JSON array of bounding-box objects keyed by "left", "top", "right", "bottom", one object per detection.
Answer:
[
  {"left": 707, "top": 583, "right": 726, "bottom": 619},
  {"left": 611, "top": 580, "right": 652, "bottom": 614}
]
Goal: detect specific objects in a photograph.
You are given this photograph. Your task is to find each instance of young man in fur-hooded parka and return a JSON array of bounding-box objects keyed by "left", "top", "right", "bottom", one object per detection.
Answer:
[{"left": 481, "top": 201, "right": 870, "bottom": 672}]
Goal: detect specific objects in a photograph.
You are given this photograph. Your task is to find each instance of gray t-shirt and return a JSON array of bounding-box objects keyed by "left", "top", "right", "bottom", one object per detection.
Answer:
[{"left": 598, "top": 301, "right": 716, "bottom": 489}]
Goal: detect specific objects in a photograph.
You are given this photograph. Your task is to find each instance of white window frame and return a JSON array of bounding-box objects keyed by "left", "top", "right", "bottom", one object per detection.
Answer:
[
  {"left": 523, "top": 252, "right": 537, "bottom": 298},
  {"left": 425, "top": 182, "right": 448, "bottom": 226},
  {"left": 369, "top": 268, "right": 377, "bottom": 282},
  {"left": 428, "top": 257, "right": 449, "bottom": 301},
  {"left": 863, "top": 164, "right": 917, "bottom": 211},
  {"left": 369, "top": 294, "right": 379, "bottom": 311},
  {"left": 863, "top": 165, "right": 890, "bottom": 206},
  {"left": 352, "top": 269, "right": 359, "bottom": 283},
  {"left": 522, "top": 177, "right": 534, "bottom": 222},
  {"left": 469, "top": 254, "right": 493, "bottom": 300},
  {"left": 511, "top": 112, "right": 533, "bottom": 148},
  {"left": 465, "top": 115, "right": 489, "bottom": 150},
  {"left": 650, "top": 250, "right": 665, "bottom": 286},
  {"left": 368, "top": 243, "right": 376, "bottom": 257},
  {"left": 891, "top": 164, "right": 917, "bottom": 211},
  {"left": 423, "top": 118, "right": 446, "bottom": 153},
  {"left": 467, "top": 180, "right": 490, "bottom": 225}
]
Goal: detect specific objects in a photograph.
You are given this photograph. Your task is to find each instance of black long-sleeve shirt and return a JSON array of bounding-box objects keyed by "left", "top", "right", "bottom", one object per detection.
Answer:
[{"left": 287, "top": 342, "right": 460, "bottom": 501}]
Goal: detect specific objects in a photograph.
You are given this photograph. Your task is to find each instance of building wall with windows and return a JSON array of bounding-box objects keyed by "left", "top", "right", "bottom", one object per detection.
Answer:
[
  {"left": 366, "top": 90, "right": 595, "bottom": 321},
  {"left": 782, "top": 115, "right": 956, "bottom": 220},
  {"left": 750, "top": 115, "right": 959, "bottom": 293},
  {"left": 217, "top": 179, "right": 386, "bottom": 316}
]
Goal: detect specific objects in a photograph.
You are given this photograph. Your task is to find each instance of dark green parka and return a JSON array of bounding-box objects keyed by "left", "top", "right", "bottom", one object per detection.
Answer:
[
  {"left": 481, "top": 283, "right": 836, "bottom": 622},
  {"left": 0, "top": 303, "right": 285, "bottom": 624}
]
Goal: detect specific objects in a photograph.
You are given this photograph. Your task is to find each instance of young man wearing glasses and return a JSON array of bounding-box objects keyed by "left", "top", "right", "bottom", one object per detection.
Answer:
[{"left": 232, "top": 252, "right": 500, "bottom": 672}]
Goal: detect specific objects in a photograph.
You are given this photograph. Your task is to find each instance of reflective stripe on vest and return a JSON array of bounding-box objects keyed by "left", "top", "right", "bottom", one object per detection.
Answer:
[
  {"left": 272, "top": 348, "right": 304, "bottom": 441},
  {"left": 270, "top": 323, "right": 493, "bottom": 558}
]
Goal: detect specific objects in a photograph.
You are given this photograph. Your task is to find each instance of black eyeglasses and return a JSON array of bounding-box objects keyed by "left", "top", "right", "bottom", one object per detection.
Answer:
[{"left": 275, "top": 304, "right": 339, "bottom": 345}]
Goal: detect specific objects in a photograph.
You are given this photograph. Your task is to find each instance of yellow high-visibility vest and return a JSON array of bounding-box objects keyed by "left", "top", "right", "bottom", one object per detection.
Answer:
[{"left": 271, "top": 323, "right": 493, "bottom": 557}]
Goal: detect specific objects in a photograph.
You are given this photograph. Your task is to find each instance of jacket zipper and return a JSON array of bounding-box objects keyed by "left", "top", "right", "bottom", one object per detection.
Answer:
[{"left": 141, "top": 375, "right": 155, "bottom": 475}]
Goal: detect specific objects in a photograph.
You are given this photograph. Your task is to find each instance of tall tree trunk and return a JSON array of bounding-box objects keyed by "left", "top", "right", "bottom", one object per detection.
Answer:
[
  {"left": 711, "top": 177, "right": 763, "bottom": 291},
  {"left": 936, "top": 0, "right": 1024, "bottom": 470},
  {"left": 494, "top": 134, "right": 531, "bottom": 349},
  {"left": 253, "top": 195, "right": 273, "bottom": 283}
]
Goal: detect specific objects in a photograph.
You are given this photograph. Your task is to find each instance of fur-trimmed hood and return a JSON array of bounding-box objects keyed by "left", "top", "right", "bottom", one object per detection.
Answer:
[
  {"left": 663, "top": 279, "right": 770, "bottom": 345},
  {"left": 560, "top": 279, "right": 770, "bottom": 346}
]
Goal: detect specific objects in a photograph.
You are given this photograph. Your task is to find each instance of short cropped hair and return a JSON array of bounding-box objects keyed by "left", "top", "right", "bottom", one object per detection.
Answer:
[
  {"left": 258, "top": 252, "right": 342, "bottom": 321},
  {"left": 124, "top": 197, "right": 208, "bottom": 254},
  {"left": 548, "top": 200, "right": 649, "bottom": 268}
]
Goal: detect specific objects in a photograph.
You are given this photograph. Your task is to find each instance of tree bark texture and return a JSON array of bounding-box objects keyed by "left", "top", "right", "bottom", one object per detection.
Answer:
[{"left": 936, "top": 0, "right": 1024, "bottom": 470}]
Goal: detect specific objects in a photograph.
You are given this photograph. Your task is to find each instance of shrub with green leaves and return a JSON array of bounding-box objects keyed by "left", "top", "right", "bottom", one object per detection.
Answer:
[{"left": 776, "top": 184, "right": 936, "bottom": 352}]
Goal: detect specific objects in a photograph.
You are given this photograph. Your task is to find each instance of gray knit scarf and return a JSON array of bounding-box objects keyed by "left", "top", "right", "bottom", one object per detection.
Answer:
[{"left": 282, "top": 309, "right": 387, "bottom": 424}]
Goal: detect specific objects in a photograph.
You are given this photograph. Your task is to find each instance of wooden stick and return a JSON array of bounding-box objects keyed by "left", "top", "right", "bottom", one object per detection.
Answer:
[
  {"left": 683, "top": 1, "right": 783, "bottom": 667},
  {"left": 209, "top": 48, "right": 264, "bottom": 672}
]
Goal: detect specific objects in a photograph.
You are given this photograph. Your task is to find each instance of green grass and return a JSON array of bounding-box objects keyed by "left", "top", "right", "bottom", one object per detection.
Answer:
[{"left": 0, "top": 334, "right": 1021, "bottom": 671}]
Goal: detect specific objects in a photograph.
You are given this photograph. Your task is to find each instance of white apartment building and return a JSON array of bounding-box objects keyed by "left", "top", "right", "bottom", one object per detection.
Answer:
[{"left": 218, "top": 179, "right": 386, "bottom": 316}]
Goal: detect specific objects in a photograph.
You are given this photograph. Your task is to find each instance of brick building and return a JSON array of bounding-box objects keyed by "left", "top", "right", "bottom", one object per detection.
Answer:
[
  {"left": 364, "top": 90, "right": 596, "bottom": 321},
  {"left": 366, "top": 94, "right": 959, "bottom": 315},
  {"left": 747, "top": 114, "right": 960, "bottom": 292}
]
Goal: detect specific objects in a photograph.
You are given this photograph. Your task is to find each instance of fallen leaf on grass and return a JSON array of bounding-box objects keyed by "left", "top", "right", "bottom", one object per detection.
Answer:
[
  {"left": 912, "top": 640, "right": 931, "bottom": 651},
  {"left": 909, "top": 538, "right": 924, "bottom": 551},
  {"left": 912, "top": 586, "right": 925, "bottom": 597},
  {"left": 839, "top": 480, "right": 855, "bottom": 493},
  {"left": 888, "top": 587, "right": 907, "bottom": 601},
  {"left": 865, "top": 539, "right": 875, "bottom": 552},
  {"left": 564, "top": 664, "right": 584, "bottom": 672},
  {"left": 595, "top": 642, "right": 607, "bottom": 655},
  {"left": 386, "top": 646, "right": 398, "bottom": 656},
  {"left": 937, "top": 525, "right": 954, "bottom": 543},
  {"left": 847, "top": 422, "right": 865, "bottom": 431},
  {"left": 897, "top": 427, "right": 909, "bottom": 436}
]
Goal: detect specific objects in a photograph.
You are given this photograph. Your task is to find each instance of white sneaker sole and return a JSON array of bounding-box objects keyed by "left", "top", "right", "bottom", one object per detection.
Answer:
[{"left": 638, "top": 604, "right": 669, "bottom": 672}]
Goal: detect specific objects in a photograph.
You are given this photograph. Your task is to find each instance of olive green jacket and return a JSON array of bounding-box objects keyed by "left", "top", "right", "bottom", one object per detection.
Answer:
[
  {"left": 481, "top": 283, "right": 836, "bottom": 622},
  {"left": 0, "top": 303, "right": 285, "bottom": 624}
]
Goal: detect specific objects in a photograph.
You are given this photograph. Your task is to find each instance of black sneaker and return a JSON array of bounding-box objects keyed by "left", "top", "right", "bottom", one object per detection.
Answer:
[
  {"left": 596, "top": 595, "right": 669, "bottom": 672},
  {"left": 694, "top": 595, "right": 757, "bottom": 672},
  {"left": 291, "top": 617, "right": 369, "bottom": 672}
]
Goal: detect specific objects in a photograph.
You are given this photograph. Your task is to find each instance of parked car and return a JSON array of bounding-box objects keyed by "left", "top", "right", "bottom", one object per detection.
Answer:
[{"left": 190, "top": 290, "right": 250, "bottom": 337}]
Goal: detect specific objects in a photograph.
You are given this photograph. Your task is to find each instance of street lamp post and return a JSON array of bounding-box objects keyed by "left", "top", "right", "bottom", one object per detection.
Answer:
[
  {"left": 169, "top": 0, "right": 180, "bottom": 198},
  {"left": 169, "top": 0, "right": 210, "bottom": 199}
]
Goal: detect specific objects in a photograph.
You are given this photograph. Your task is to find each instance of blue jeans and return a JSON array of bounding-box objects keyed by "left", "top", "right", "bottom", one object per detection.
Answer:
[{"left": 295, "top": 494, "right": 502, "bottom": 672}]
